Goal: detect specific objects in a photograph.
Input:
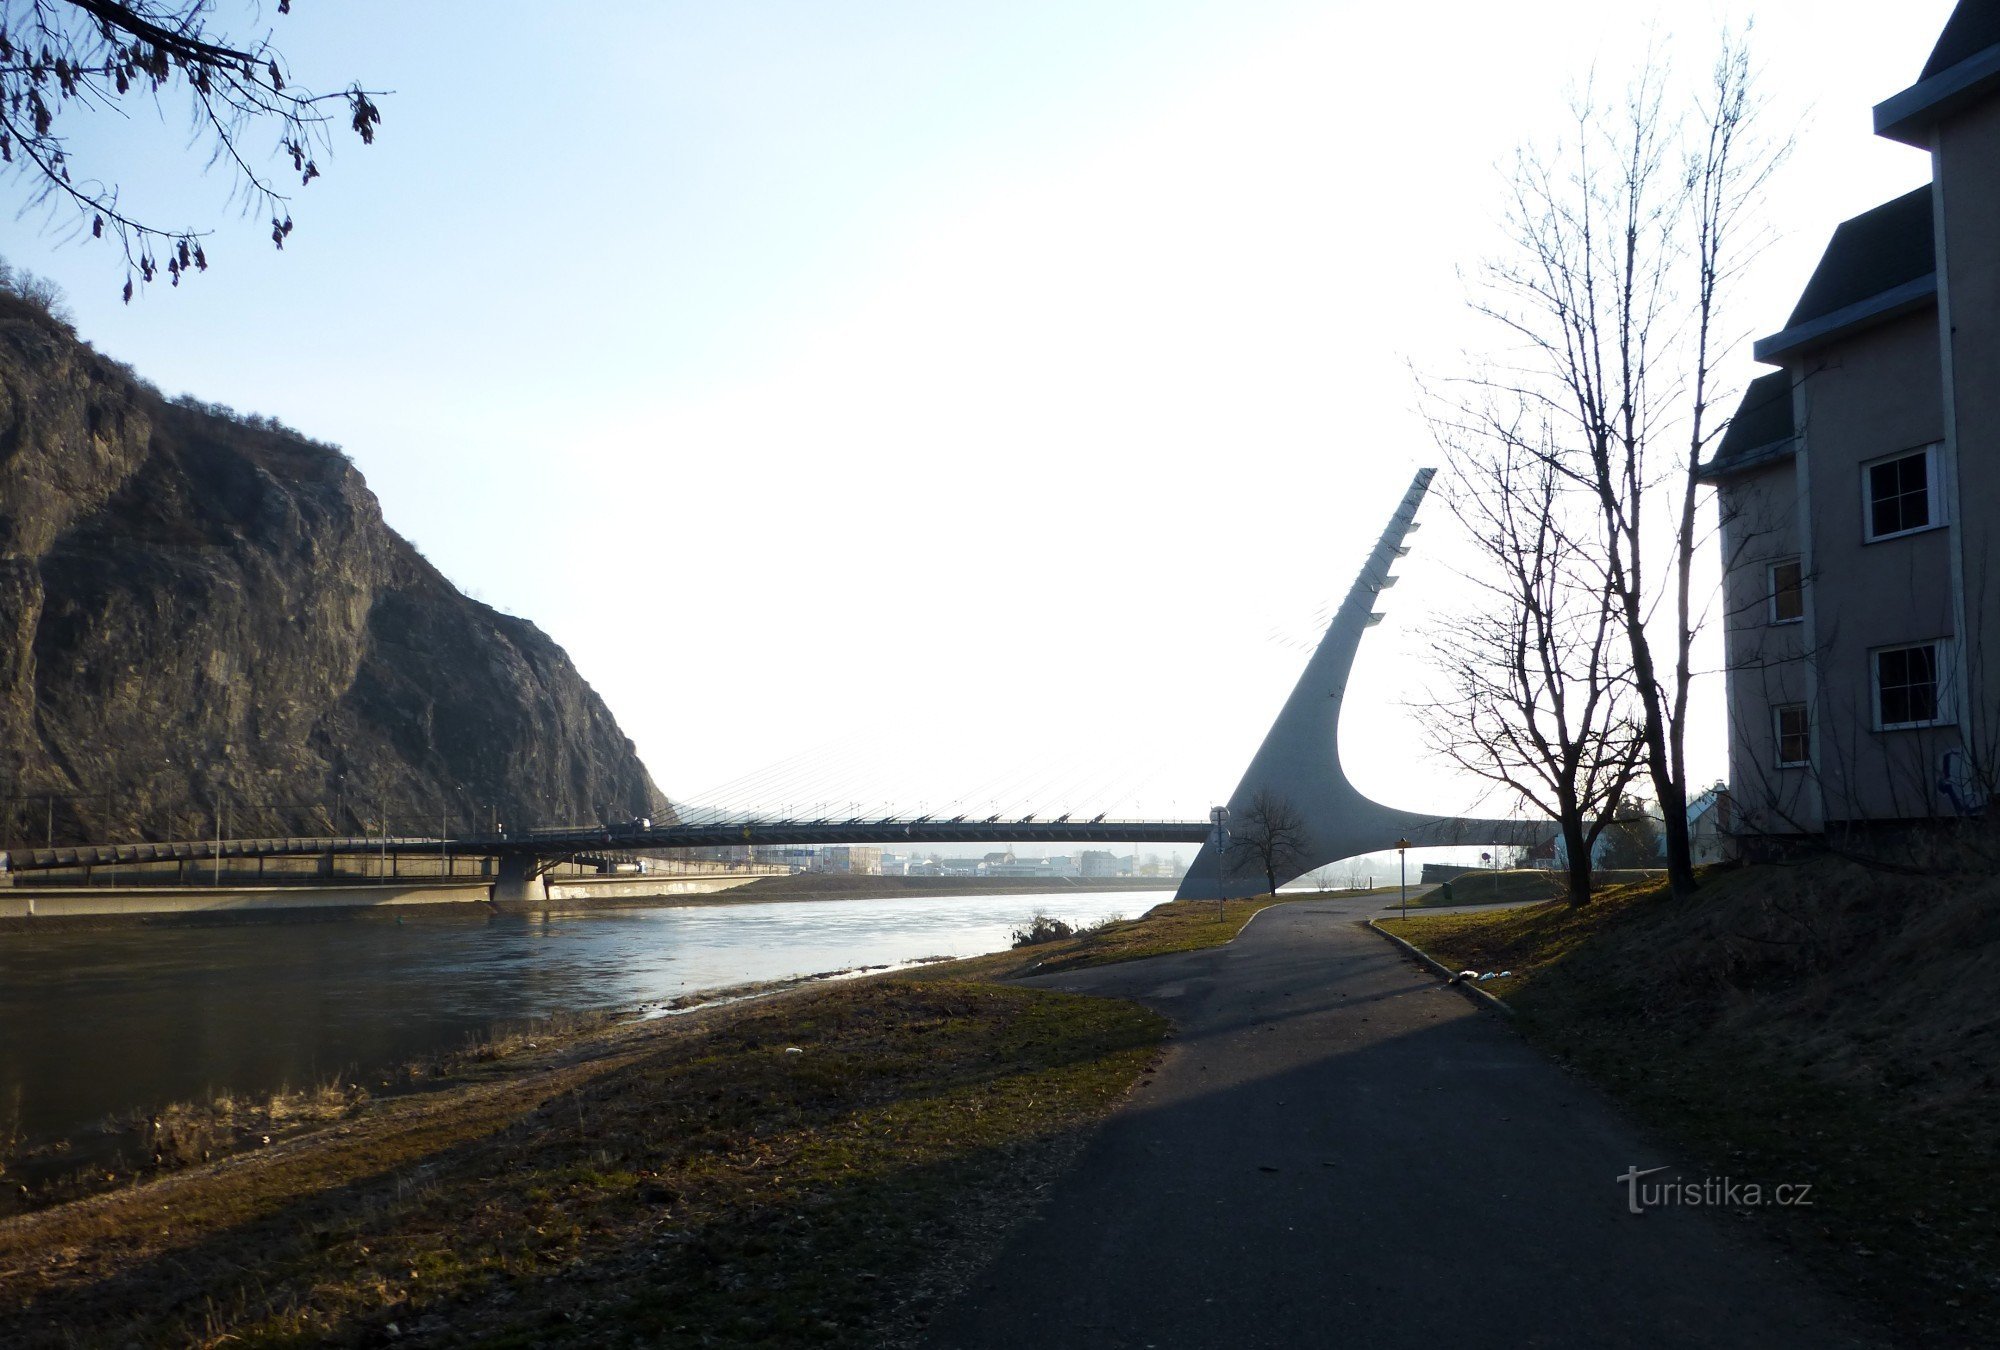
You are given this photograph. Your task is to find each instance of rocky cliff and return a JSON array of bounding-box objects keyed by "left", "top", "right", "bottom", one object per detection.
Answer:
[{"left": 0, "top": 291, "right": 667, "bottom": 845}]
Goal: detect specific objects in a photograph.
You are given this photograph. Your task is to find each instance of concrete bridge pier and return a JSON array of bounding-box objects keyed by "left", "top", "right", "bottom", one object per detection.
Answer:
[{"left": 490, "top": 855, "right": 548, "bottom": 910}]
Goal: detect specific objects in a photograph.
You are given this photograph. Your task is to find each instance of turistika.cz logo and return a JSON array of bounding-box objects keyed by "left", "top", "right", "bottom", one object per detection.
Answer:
[{"left": 1617, "top": 1165, "right": 1814, "bottom": 1214}]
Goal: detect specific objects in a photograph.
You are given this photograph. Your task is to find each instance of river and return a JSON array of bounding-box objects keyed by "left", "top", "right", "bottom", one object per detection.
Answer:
[{"left": 0, "top": 888, "right": 1163, "bottom": 1146}]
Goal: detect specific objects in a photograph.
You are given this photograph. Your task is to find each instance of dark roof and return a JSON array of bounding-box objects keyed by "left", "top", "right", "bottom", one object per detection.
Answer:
[
  {"left": 1698, "top": 372, "right": 1794, "bottom": 481},
  {"left": 1784, "top": 187, "right": 1934, "bottom": 330},
  {"left": 1876, "top": 0, "right": 2000, "bottom": 144},
  {"left": 1923, "top": 0, "right": 2000, "bottom": 79}
]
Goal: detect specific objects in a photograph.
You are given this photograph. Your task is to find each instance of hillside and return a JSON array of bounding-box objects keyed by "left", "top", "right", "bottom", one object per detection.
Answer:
[
  {"left": 0, "top": 291, "right": 666, "bottom": 844},
  {"left": 1382, "top": 856, "right": 2000, "bottom": 1343}
]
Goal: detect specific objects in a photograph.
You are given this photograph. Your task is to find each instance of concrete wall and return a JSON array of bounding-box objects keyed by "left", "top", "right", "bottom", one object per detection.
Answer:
[
  {"left": 0, "top": 882, "right": 493, "bottom": 920},
  {"left": 543, "top": 874, "right": 765, "bottom": 902}
]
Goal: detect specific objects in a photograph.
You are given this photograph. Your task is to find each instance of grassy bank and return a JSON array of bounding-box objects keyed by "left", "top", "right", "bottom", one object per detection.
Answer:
[
  {"left": 0, "top": 892, "right": 1305, "bottom": 1345},
  {"left": 1379, "top": 862, "right": 2000, "bottom": 1345},
  {"left": 1405, "top": 868, "right": 1665, "bottom": 909},
  {"left": 0, "top": 981, "right": 1165, "bottom": 1348},
  {"left": 932, "top": 893, "right": 1300, "bottom": 982}
]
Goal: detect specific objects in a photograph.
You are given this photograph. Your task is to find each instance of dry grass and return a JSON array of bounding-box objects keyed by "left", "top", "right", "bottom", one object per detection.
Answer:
[
  {"left": 1381, "top": 859, "right": 2000, "bottom": 1345},
  {"left": 1410, "top": 867, "right": 1663, "bottom": 908},
  {"left": 0, "top": 980, "right": 1165, "bottom": 1348},
  {"left": 929, "top": 894, "right": 1299, "bottom": 983}
]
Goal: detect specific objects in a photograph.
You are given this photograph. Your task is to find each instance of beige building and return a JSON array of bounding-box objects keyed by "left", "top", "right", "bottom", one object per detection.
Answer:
[{"left": 1706, "top": 1, "right": 2000, "bottom": 839}]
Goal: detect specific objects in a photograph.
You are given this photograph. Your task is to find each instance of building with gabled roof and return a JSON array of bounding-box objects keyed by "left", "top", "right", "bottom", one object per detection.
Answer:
[{"left": 1704, "top": 0, "right": 2000, "bottom": 840}]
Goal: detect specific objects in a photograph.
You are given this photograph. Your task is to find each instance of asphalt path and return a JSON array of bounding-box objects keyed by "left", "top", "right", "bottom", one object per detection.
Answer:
[{"left": 921, "top": 895, "right": 1878, "bottom": 1350}]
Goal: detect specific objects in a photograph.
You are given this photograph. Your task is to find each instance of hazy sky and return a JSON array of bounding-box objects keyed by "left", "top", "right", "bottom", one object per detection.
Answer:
[{"left": 2, "top": 1, "right": 1957, "bottom": 832}]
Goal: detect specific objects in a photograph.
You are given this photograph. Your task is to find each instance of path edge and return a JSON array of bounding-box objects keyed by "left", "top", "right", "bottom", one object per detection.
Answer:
[{"left": 1363, "top": 918, "right": 1515, "bottom": 1018}]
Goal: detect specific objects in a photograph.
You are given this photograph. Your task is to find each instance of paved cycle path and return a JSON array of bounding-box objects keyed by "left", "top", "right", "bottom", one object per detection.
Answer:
[{"left": 922, "top": 898, "right": 1877, "bottom": 1350}]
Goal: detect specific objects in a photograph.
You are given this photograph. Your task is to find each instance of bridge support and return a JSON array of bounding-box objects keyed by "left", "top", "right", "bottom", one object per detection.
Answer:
[
  {"left": 490, "top": 854, "right": 549, "bottom": 910},
  {"left": 1176, "top": 469, "right": 1549, "bottom": 901}
]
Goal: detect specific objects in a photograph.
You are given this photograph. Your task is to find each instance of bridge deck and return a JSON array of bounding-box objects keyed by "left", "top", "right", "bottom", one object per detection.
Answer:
[{"left": 0, "top": 819, "right": 1216, "bottom": 873}]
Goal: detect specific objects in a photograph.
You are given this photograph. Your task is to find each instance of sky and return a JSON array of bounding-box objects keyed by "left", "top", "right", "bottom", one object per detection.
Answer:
[{"left": 0, "top": 0, "right": 1959, "bottom": 840}]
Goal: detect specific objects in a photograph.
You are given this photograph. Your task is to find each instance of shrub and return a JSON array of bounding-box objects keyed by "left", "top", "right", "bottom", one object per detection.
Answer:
[{"left": 1010, "top": 912, "right": 1076, "bottom": 947}]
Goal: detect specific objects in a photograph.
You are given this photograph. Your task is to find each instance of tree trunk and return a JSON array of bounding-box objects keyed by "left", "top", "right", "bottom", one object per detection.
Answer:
[
  {"left": 1561, "top": 819, "right": 1593, "bottom": 906},
  {"left": 1657, "top": 776, "right": 1695, "bottom": 893},
  {"left": 1619, "top": 578, "right": 1699, "bottom": 898}
]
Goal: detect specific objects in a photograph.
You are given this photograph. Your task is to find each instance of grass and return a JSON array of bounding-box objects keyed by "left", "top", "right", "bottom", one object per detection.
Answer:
[
  {"left": 1403, "top": 868, "right": 1665, "bottom": 909},
  {"left": 928, "top": 893, "right": 1302, "bottom": 983},
  {"left": 1378, "top": 861, "right": 2000, "bottom": 1345},
  {"left": 0, "top": 980, "right": 1166, "bottom": 1348}
]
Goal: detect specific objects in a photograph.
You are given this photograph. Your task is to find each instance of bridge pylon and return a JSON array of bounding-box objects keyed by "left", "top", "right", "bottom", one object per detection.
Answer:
[{"left": 1176, "top": 469, "right": 1548, "bottom": 901}]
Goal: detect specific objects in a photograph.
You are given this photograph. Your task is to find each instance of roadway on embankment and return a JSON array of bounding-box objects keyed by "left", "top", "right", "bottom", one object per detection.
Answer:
[{"left": 922, "top": 894, "right": 1878, "bottom": 1350}]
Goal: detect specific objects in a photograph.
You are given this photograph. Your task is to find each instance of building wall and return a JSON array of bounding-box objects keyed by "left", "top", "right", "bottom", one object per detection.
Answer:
[
  {"left": 1717, "top": 455, "right": 1820, "bottom": 833},
  {"left": 1794, "top": 308, "right": 1958, "bottom": 820},
  {"left": 1936, "top": 93, "right": 2000, "bottom": 788}
]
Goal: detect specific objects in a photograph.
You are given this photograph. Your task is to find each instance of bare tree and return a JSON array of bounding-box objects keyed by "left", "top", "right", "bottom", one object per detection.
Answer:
[
  {"left": 0, "top": 1, "right": 384, "bottom": 297},
  {"left": 1226, "top": 789, "right": 1309, "bottom": 897},
  {"left": 1469, "top": 38, "right": 1785, "bottom": 897},
  {"left": 1418, "top": 426, "right": 1645, "bottom": 905}
]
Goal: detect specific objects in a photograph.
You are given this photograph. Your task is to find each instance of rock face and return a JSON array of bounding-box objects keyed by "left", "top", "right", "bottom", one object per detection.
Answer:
[{"left": 0, "top": 293, "right": 667, "bottom": 845}]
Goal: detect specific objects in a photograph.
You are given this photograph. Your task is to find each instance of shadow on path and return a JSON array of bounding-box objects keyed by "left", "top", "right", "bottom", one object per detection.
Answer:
[{"left": 921, "top": 900, "right": 1881, "bottom": 1350}]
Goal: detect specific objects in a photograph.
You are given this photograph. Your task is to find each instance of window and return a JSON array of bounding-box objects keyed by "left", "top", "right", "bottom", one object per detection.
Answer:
[
  {"left": 1774, "top": 704, "right": 1810, "bottom": 767},
  {"left": 1863, "top": 447, "right": 1937, "bottom": 541},
  {"left": 1768, "top": 558, "right": 1803, "bottom": 624},
  {"left": 1873, "top": 641, "right": 1950, "bottom": 730}
]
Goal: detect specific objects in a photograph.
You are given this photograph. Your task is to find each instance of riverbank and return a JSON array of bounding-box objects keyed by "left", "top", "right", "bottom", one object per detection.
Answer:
[
  {"left": 640, "top": 872, "right": 1183, "bottom": 906},
  {"left": 0, "top": 872, "right": 1184, "bottom": 928},
  {"left": 1377, "top": 861, "right": 2000, "bottom": 1346},
  {"left": 0, "top": 896, "right": 1287, "bottom": 1347}
]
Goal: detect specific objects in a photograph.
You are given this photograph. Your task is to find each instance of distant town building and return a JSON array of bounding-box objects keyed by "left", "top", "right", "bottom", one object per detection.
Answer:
[{"left": 820, "top": 846, "right": 883, "bottom": 875}]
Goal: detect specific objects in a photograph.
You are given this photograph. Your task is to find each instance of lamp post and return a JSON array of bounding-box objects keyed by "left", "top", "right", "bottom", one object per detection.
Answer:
[
  {"left": 1395, "top": 838, "right": 1413, "bottom": 921},
  {"left": 1210, "top": 805, "right": 1230, "bottom": 921}
]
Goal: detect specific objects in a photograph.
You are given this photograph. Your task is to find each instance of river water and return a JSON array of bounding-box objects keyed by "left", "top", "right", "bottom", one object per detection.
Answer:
[{"left": 0, "top": 888, "right": 1164, "bottom": 1145}]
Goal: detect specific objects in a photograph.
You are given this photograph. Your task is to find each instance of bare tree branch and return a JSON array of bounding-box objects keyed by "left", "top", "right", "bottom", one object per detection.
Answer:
[
  {"left": 0, "top": 0, "right": 385, "bottom": 297},
  {"left": 1449, "top": 33, "right": 1787, "bottom": 897}
]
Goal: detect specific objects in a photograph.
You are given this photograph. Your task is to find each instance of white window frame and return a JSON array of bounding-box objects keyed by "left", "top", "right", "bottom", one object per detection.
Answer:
[
  {"left": 1871, "top": 639, "right": 1953, "bottom": 731},
  {"left": 1772, "top": 703, "right": 1811, "bottom": 768},
  {"left": 1766, "top": 557, "right": 1804, "bottom": 625},
  {"left": 1861, "top": 444, "right": 1942, "bottom": 543}
]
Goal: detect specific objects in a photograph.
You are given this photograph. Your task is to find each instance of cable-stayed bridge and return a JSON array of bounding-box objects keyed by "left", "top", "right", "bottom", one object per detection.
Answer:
[{"left": 0, "top": 470, "right": 1550, "bottom": 902}]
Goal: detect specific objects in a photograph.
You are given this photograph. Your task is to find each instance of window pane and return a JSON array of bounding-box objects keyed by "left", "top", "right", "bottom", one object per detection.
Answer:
[
  {"left": 1867, "top": 452, "right": 1931, "bottom": 537},
  {"left": 1908, "top": 680, "right": 1938, "bottom": 723},
  {"left": 1870, "top": 462, "right": 1899, "bottom": 535},
  {"left": 1771, "top": 559, "right": 1803, "bottom": 621},
  {"left": 1775, "top": 704, "right": 1809, "bottom": 765},
  {"left": 1876, "top": 643, "right": 1941, "bottom": 727},
  {"left": 1901, "top": 456, "right": 1930, "bottom": 529},
  {"left": 1907, "top": 646, "right": 1937, "bottom": 721}
]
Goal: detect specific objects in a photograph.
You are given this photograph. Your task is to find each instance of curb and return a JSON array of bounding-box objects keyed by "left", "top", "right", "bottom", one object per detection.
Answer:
[{"left": 1364, "top": 918, "right": 1515, "bottom": 1018}]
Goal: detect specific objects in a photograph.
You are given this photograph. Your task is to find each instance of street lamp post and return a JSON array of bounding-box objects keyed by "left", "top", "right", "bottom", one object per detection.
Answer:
[
  {"left": 1396, "top": 838, "right": 1413, "bottom": 921},
  {"left": 1210, "top": 805, "right": 1230, "bottom": 921}
]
